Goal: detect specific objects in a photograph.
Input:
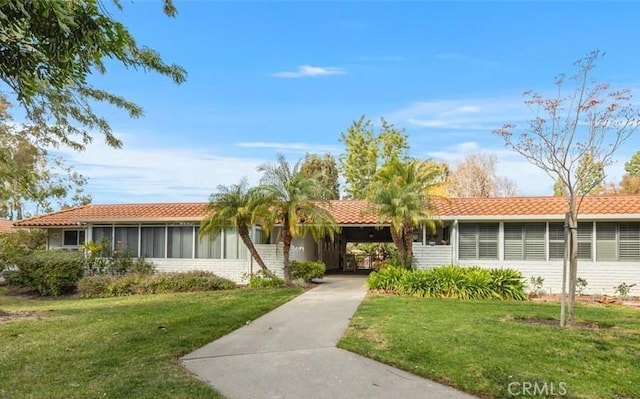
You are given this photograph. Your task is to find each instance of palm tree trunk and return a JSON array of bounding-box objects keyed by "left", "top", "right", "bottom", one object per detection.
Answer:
[
  {"left": 237, "top": 225, "right": 276, "bottom": 279},
  {"left": 282, "top": 218, "right": 294, "bottom": 286},
  {"left": 403, "top": 224, "right": 414, "bottom": 269},
  {"left": 389, "top": 228, "right": 406, "bottom": 268}
]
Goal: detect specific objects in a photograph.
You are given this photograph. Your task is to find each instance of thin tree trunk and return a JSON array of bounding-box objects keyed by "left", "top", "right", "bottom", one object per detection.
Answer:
[
  {"left": 282, "top": 218, "right": 293, "bottom": 286},
  {"left": 237, "top": 225, "right": 276, "bottom": 279},
  {"left": 390, "top": 227, "right": 406, "bottom": 268},
  {"left": 567, "top": 209, "right": 578, "bottom": 325}
]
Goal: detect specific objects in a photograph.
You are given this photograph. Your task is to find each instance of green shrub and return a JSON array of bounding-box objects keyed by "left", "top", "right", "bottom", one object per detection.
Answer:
[
  {"left": 383, "top": 253, "right": 414, "bottom": 270},
  {"left": 109, "top": 251, "right": 135, "bottom": 275},
  {"left": 83, "top": 249, "right": 155, "bottom": 276},
  {"left": 367, "top": 265, "right": 526, "bottom": 301},
  {"left": 78, "top": 271, "right": 236, "bottom": 298},
  {"left": 1, "top": 269, "right": 25, "bottom": 286},
  {"left": 489, "top": 268, "right": 527, "bottom": 301},
  {"left": 76, "top": 275, "right": 114, "bottom": 298},
  {"left": 0, "top": 234, "right": 33, "bottom": 272},
  {"left": 132, "top": 257, "right": 156, "bottom": 275},
  {"left": 291, "top": 260, "right": 325, "bottom": 282},
  {"left": 13, "top": 251, "right": 85, "bottom": 296},
  {"left": 246, "top": 272, "right": 285, "bottom": 288},
  {"left": 395, "top": 269, "right": 434, "bottom": 297},
  {"left": 367, "top": 266, "right": 407, "bottom": 291}
]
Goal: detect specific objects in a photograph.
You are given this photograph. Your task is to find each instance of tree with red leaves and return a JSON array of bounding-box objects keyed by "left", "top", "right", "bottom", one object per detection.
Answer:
[{"left": 495, "top": 50, "right": 640, "bottom": 326}]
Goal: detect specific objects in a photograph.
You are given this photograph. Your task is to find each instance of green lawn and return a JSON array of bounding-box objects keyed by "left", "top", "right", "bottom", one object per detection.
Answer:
[
  {"left": 339, "top": 295, "right": 640, "bottom": 399},
  {"left": 0, "top": 287, "right": 300, "bottom": 399}
]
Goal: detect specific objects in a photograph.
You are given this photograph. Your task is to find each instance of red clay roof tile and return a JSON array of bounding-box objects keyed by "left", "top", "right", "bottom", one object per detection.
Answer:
[
  {"left": 12, "top": 195, "right": 640, "bottom": 227},
  {"left": 0, "top": 219, "right": 15, "bottom": 234}
]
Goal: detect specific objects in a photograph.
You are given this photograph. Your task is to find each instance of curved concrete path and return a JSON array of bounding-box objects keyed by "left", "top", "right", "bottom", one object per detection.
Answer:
[{"left": 182, "top": 275, "right": 476, "bottom": 399}]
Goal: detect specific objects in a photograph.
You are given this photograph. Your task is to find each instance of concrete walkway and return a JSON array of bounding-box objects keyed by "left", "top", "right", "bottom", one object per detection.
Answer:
[{"left": 182, "top": 275, "right": 476, "bottom": 399}]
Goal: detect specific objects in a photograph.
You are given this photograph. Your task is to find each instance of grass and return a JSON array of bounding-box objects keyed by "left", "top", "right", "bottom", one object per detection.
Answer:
[
  {"left": 0, "top": 286, "right": 300, "bottom": 399},
  {"left": 338, "top": 294, "right": 640, "bottom": 399}
]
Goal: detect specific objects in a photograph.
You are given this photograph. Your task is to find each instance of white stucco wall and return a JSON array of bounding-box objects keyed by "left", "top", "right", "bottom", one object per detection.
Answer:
[
  {"left": 413, "top": 244, "right": 454, "bottom": 268},
  {"left": 47, "top": 228, "right": 64, "bottom": 249},
  {"left": 456, "top": 260, "right": 639, "bottom": 296},
  {"left": 411, "top": 243, "right": 638, "bottom": 296},
  {"left": 151, "top": 258, "right": 251, "bottom": 283},
  {"left": 46, "top": 228, "right": 85, "bottom": 251}
]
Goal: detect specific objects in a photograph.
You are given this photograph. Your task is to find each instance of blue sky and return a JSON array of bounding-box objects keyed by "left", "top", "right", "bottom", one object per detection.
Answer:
[{"left": 49, "top": 1, "right": 640, "bottom": 203}]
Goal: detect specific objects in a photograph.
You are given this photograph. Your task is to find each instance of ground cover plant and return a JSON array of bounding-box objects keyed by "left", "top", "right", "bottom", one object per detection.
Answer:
[
  {"left": 367, "top": 265, "right": 527, "bottom": 300},
  {"left": 0, "top": 287, "right": 300, "bottom": 399},
  {"left": 339, "top": 295, "right": 640, "bottom": 399}
]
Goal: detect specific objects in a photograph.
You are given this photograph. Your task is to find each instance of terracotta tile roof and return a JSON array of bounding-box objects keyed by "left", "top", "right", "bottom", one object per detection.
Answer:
[
  {"left": 327, "top": 196, "right": 640, "bottom": 223},
  {"left": 14, "top": 203, "right": 208, "bottom": 227},
  {"left": 326, "top": 200, "right": 379, "bottom": 224},
  {"left": 12, "top": 195, "right": 640, "bottom": 227},
  {"left": 434, "top": 195, "right": 640, "bottom": 218},
  {"left": 0, "top": 219, "right": 15, "bottom": 234}
]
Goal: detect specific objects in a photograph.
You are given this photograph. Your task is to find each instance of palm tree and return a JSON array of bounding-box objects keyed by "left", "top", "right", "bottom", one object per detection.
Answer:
[
  {"left": 367, "top": 158, "right": 446, "bottom": 269},
  {"left": 200, "top": 178, "right": 276, "bottom": 279},
  {"left": 257, "top": 154, "right": 339, "bottom": 285}
]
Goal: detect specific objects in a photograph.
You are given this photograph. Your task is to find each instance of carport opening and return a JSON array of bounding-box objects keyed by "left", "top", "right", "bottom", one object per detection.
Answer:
[
  {"left": 320, "top": 224, "right": 452, "bottom": 273},
  {"left": 342, "top": 226, "right": 395, "bottom": 272}
]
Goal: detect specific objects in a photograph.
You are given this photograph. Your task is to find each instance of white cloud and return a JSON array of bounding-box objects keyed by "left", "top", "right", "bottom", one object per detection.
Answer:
[
  {"left": 53, "top": 134, "right": 267, "bottom": 203},
  {"left": 237, "top": 141, "right": 341, "bottom": 154},
  {"left": 271, "top": 65, "right": 346, "bottom": 78},
  {"left": 389, "top": 97, "right": 530, "bottom": 131}
]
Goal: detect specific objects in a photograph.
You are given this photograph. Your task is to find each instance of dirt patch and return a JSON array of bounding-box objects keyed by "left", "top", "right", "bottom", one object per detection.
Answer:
[
  {"left": 529, "top": 294, "right": 640, "bottom": 308},
  {"left": 514, "top": 316, "right": 612, "bottom": 329},
  {"left": 0, "top": 310, "right": 52, "bottom": 323}
]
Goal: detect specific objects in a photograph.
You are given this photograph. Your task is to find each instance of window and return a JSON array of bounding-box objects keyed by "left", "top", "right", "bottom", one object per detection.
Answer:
[
  {"left": 114, "top": 226, "right": 139, "bottom": 256},
  {"left": 254, "top": 227, "right": 265, "bottom": 245},
  {"left": 92, "top": 226, "right": 113, "bottom": 247},
  {"left": 224, "top": 228, "right": 247, "bottom": 259},
  {"left": 63, "top": 230, "right": 85, "bottom": 246},
  {"left": 141, "top": 226, "right": 166, "bottom": 258},
  {"left": 503, "top": 223, "right": 546, "bottom": 261},
  {"left": 596, "top": 222, "right": 618, "bottom": 261},
  {"left": 92, "top": 226, "right": 114, "bottom": 256},
  {"left": 458, "top": 223, "right": 498, "bottom": 260},
  {"left": 577, "top": 222, "right": 593, "bottom": 260},
  {"left": 549, "top": 222, "right": 592, "bottom": 260},
  {"left": 167, "top": 226, "right": 194, "bottom": 259},
  {"left": 195, "top": 227, "right": 222, "bottom": 259},
  {"left": 619, "top": 222, "right": 640, "bottom": 260},
  {"left": 595, "top": 222, "right": 640, "bottom": 261},
  {"left": 548, "top": 223, "right": 565, "bottom": 260}
]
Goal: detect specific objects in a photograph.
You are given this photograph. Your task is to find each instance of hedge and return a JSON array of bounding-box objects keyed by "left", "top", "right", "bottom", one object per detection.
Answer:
[
  {"left": 12, "top": 251, "right": 85, "bottom": 296},
  {"left": 367, "top": 265, "right": 527, "bottom": 301},
  {"left": 78, "top": 271, "right": 237, "bottom": 298}
]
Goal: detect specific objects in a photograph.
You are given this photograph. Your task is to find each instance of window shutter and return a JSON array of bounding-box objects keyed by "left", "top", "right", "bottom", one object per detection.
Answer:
[
  {"left": 548, "top": 222, "right": 565, "bottom": 260},
  {"left": 458, "top": 224, "right": 477, "bottom": 259},
  {"left": 504, "top": 223, "right": 523, "bottom": 260},
  {"left": 619, "top": 222, "right": 640, "bottom": 261},
  {"left": 478, "top": 223, "right": 498, "bottom": 259},
  {"left": 577, "top": 222, "right": 593, "bottom": 260},
  {"left": 596, "top": 222, "right": 617, "bottom": 261},
  {"left": 524, "top": 223, "right": 546, "bottom": 260}
]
